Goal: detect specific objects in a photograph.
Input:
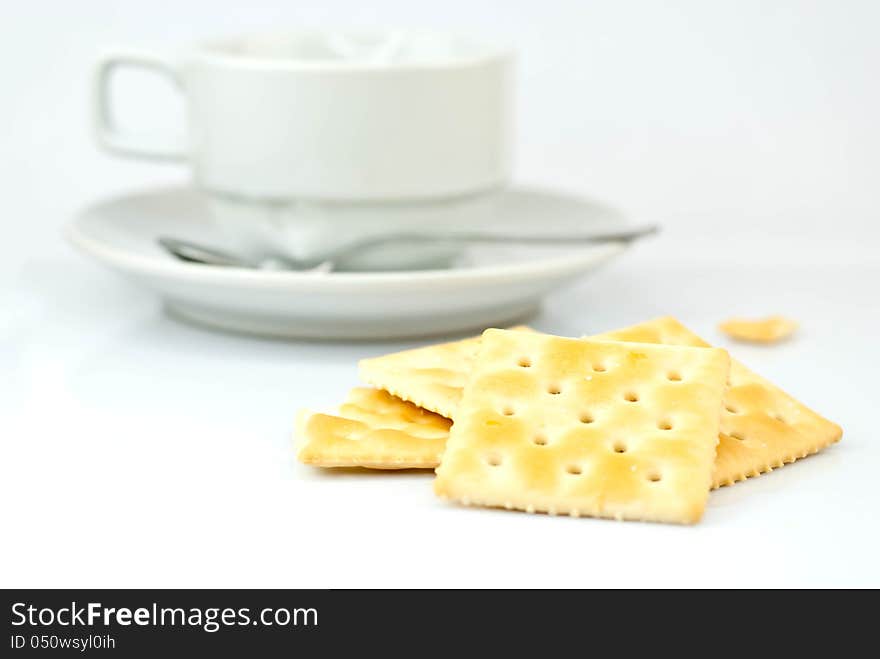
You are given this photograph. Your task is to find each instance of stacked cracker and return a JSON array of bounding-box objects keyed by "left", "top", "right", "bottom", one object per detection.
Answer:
[{"left": 297, "top": 317, "right": 842, "bottom": 524}]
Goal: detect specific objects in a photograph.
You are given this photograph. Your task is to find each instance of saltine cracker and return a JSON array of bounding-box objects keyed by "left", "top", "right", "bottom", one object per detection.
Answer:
[{"left": 434, "top": 330, "right": 730, "bottom": 524}]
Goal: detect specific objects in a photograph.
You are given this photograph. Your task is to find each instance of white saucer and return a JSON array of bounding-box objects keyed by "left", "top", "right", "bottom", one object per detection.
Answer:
[{"left": 67, "top": 185, "right": 633, "bottom": 339}]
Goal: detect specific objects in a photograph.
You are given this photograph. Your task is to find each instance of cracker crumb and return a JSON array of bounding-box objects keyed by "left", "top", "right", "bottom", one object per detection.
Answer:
[{"left": 718, "top": 316, "right": 798, "bottom": 344}]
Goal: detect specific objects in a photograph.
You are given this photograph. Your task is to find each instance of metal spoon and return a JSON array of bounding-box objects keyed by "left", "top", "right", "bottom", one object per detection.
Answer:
[
  {"left": 158, "top": 224, "right": 658, "bottom": 271},
  {"left": 158, "top": 237, "right": 334, "bottom": 273}
]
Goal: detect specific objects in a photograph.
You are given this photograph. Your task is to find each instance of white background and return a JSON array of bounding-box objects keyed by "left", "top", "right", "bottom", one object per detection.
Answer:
[{"left": 1, "top": 0, "right": 878, "bottom": 587}]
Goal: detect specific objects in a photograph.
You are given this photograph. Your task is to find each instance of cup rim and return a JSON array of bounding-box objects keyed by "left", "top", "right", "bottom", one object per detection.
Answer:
[{"left": 191, "top": 29, "right": 513, "bottom": 72}]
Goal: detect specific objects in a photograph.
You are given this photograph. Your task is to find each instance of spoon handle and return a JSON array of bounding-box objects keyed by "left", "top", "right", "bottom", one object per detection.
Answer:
[{"left": 324, "top": 224, "right": 659, "bottom": 260}]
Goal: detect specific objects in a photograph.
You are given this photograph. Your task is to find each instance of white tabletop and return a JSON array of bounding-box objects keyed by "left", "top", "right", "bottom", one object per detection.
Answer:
[{"left": 2, "top": 0, "right": 878, "bottom": 588}]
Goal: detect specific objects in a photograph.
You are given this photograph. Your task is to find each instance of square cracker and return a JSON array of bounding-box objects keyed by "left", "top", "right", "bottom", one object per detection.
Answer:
[
  {"left": 594, "top": 317, "right": 843, "bottom": 487},
  {"left": 297, "top": 388, "right": 450, "bottom": 469},
  {"left": 358, "top": 326, "right": 532, "bottom": 419},
  {"left": 434, "top": 329, "right": 730, "bottom": 524}
]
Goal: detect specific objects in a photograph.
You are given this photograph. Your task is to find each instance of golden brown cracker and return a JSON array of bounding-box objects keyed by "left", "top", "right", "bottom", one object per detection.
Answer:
[
  {"left": 434, "top": 330, "right": 730, "bottom": 523},
  {"left": 297, "top": 388, "right": 450, "bottom": 469},
  {"left": 718, "top": 316, "right": 798, "bottom": 343}
]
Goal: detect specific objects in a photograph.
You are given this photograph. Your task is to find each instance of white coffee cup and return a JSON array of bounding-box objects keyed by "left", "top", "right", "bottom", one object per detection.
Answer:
[{"left": 93, "top": 30, "right": 514, "bottom": 269}]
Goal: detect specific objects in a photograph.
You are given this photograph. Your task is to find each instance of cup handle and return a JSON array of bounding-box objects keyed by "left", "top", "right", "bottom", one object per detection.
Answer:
[{"left": 92, "top": 49, "right": 187, "bottom": 161}]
